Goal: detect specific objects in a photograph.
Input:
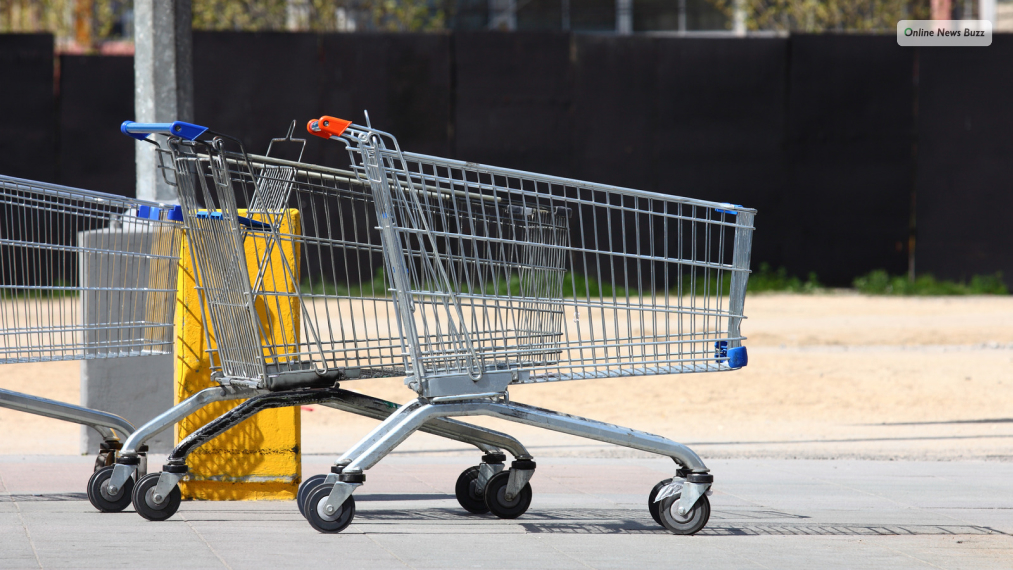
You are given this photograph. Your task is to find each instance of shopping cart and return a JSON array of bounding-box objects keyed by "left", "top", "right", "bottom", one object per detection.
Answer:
[
  {"left": 295, "top": 113, "right": 756, "bottom": 535},
  {"left": 0, "top": 174, "right": 182, "bottom": 477},
  {"left": 107, "top": 121, "right": 531, "bottom": 521}
]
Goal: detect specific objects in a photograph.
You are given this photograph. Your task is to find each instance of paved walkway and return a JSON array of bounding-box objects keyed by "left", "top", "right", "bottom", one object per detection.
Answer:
[{"left": 1, "top": 455, "right": 1011, "bottom": 569}]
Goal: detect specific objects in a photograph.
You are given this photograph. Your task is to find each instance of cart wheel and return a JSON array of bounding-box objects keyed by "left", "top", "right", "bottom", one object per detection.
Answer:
[
  {"left": 93, "top": 450, "right": 116, "bottom": 472},
  {"left": 297, "top": 474, "right": 328, "bottom": 518},
  {"left": 483, "top": 470, "right": 531, "bottom": 519},
  {"left": 132, "top": 473, "right": 182, "bottom": 522},
  {"left": 647, "top": 478, "right": 673, "bottom": 527},
  {"left": 87, "top": 466, "right": 134, "bottom": 513},
  {"left": 455, "top": 466, "right": 490, "bottom": 514},
  {"left": 303, "top": 484, "right": 355, "bottom": 533},
  {"left": 658, "top": 492, "right": 710, "bottom": 535}
]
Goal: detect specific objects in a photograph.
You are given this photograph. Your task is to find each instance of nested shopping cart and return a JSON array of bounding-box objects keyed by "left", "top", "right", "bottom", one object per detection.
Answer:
[
  {"left": 106, "top": 120, "right": 531, "bottom": 521},
  {"left": 294, "top": 113, "right": 756, "bottom": 535},
  {"left": 0, "top": 174, "right": 182, "bottom": 475}
]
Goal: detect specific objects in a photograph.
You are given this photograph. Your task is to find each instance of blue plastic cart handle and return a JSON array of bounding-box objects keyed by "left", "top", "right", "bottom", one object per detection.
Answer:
[{"left": 121, "top": 120, "right": 208, "bottom": 141}]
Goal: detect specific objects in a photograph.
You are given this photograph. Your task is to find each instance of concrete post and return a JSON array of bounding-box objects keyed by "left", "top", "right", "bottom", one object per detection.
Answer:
[
  {"left": 733, "top": 0, "right": 747, "bottom": 35},
  {"left": 134, "top": 0, "right": 193, "bottom": 203},
  {"left": 79, "top": 227, "right": 177, "bottom": 454},
  {"left": 979, "top": 0, "right": 996, "bottom": 25},
  {"left": 616, "top": 0, "right": 633, "bottom": 34},
  {"left": 488, "top": 0, "right": 517, "bottom": 30}
]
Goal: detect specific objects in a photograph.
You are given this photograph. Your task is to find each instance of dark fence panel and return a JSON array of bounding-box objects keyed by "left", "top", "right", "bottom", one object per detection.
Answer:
[
  {"left": 652, "top": 37, "right": 788, "bottom": 272},
  {"left": 0, "top": 34, "right": 54, "bottom": 182},
  {"left": 4, "top": 32, "right": 1010, "bottom": 286},
  {"left": 572, "top": 35, "right": 658, "bottom": 191},
  {"left": 193, "top": 32, "right": 451, "bottom": 170},
  {"left": 784, "top": 35, "right": 915, "bottom": 285},
  {"left": 58, "top": 55, "right": 135, "bottom": 195},
  {"left": 454, "top": 32, "right": 573, "bottom": 177},
  {"left": 193, "top": 32, "right": 323, "bottom": 161},
  {"left": 916, "top": 35, "right": 1013, "bottom": 285},
  {"left": 314, "top": 32, "right": 451, "bottom": 166}
]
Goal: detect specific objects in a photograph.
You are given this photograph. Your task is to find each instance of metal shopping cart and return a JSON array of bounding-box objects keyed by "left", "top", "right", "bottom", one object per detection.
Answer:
[
  {"left": 295, "top": 113, "right": 756, "bottom": 535},
  {"left": 107, "top": 121, "right": 532, "bottom": 521},
  {"left": 0, "top": 174, "right": 182, "bottom": 478}
]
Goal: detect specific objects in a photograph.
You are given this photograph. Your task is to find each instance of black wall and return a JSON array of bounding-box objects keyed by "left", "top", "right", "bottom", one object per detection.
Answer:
[{"left": 2, "top": 32, "right": 1011, "bottom": 286}]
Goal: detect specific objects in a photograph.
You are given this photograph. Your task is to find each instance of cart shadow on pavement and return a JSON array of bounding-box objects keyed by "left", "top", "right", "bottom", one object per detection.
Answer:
[
  {"left": 4, "top": 495, "right": 1006, "bottom": 538},
  {"left": 0, "top": 492, "right": 87, "bottom": 502}
]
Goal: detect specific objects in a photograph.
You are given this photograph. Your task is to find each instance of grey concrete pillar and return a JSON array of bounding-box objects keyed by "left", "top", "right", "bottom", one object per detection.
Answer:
[
  {"left": 489, "top": 0, "right": 517, "bottom": 30},
  {"left": 79, "top": 226, "right": 177, "bottom": 454},
  {"left": 616, "top": 0, "right": 633, "bottom": 34},
  {"left": 134, "top": 0, "right": 193, "bottom": 203}
]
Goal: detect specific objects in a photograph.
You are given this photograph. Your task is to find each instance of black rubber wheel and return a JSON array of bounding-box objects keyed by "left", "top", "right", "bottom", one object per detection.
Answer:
[
  {"left": 455, "top": 466, "right": 490, "bottom": 514},
  {"left": 303, "top": 484, "right": 356, "bottom": 533},
  {"left": 648, "top": 478, "right": 673, "bottom": 527},
  {"left": 87, "top": 466, "right": 134, "bottom": 513},
  {"left": 297, "top": 474, "right": 328, "bottom": 518},
  {"left": 658, "top": 492, "right": 710, "bottom": 535},
  {"left": 132, "top": 472, "right": 182, "bottom": 522},
  {"left": 483, "top": 470, "right": 531, "bottom": 520}
]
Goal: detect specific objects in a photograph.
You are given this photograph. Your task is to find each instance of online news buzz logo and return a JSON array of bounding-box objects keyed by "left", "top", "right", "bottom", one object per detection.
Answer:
[{"left": 898, "top": 20, "right": 992, "bottom": 46}]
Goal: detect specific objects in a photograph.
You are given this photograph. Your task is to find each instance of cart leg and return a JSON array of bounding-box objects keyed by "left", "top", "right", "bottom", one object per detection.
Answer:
[
  {"left": 316, "top": 399, "right": 443, "bottom": 516},
  {"left": 309, "top": 397, "right": 713, "bottom": 533},
  {"left": 97, "top": 385, "right": 258, "bottom": 503}
]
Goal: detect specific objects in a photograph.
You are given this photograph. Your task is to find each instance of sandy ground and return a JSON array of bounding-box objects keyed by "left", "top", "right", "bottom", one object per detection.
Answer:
[{"left": 2, "top": 292, "right": 1012, "bottom": 461}]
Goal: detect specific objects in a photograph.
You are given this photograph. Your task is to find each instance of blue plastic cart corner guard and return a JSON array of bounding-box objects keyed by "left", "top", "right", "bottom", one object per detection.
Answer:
[
  {"left": 136, "top": 205, "right": 160, "bottom": 220},
  {"left": 195, "top": 210, "right": 272, "bottom": 231},
  {"left": 715, "top": 203, "right": 742, "bottom": 215},
  {"left": 137, "top": 205, "right": 183, "bottom": 222},
  {"left": 727, "top": 346, "right": 748, "bottom": 368},
  {"left": 714, "top": 341, "right": 748, "bottom": 369},
  {"left": 121, "top": 120, "right": 208, "bottom": 141}
]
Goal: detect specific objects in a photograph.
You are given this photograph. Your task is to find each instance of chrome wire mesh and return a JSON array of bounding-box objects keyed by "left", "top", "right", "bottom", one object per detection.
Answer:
[
  {"left": 337, "top": 125, "right": 756, "bottom": 385},
  {"left": 165, "top": 139, "right": 406, "bottom": 386},
  {"left": 0, "top": 175, "right": 182, "bottom": 363}
]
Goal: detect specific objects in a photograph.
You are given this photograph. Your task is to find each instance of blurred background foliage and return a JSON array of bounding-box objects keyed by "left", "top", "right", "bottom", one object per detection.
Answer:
[
  {"left": 1, "top": 0, "right": 935, "bottom": 45},
  {"left": 709, "top": 0, "right": 930, "bottom": 32},
  {"left": 0, "top": 0, "right": 446, "bottom": 46}
]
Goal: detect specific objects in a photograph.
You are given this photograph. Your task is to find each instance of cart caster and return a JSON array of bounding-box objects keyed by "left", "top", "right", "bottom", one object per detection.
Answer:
[
  {"left": 657, "top": 492, "right": 710, "bottom": 535},
  {"left": 455, "top": 466, "right": 490, "bottom": 514},
  {"left": 297, "top": 474, "right": 328, "bottom": 518},
  {"left": 303, "top": 484, "right": 355, "bottom": 533},
  {"left": 648, "top": 478, "right": 672, "bottom": 526},
  {"left": 87, "top": 465, "right": 134, "bottom": 512},
  {"left": 483, "top": 470, "right": 531, "bottom": 519},
  {"left": 93, "top": 440, "right": 121, "bottom": 472},
  {"left": 132, "top": 473, "right": 182, "bottom": 521}
]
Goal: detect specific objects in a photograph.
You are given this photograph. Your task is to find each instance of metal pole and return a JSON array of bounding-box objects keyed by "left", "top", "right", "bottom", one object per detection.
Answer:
[
  {"left": 134, "top": 0, "right": 193, "bottom": 203},
  {"left": 979, "top": 0, "right": 996, "bottom": 25},
  {"left": 616, "top": 0, "right": 633, "bottom": 34}
]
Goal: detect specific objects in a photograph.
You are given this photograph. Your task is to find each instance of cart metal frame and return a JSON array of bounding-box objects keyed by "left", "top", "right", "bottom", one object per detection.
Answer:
[
  {"left": 0, "top": 174, "right": 182, "bottom": 469},
  {"left": 298, "top": 113, "right": 756, "bottom": 535},
  {"left": 102, "top": 121, "right": 532, "bottom": 520}
]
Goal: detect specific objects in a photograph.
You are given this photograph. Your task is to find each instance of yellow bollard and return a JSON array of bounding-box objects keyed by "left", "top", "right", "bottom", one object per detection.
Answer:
[{"left": 174, "top": 210, "right": 302, "bottom": 500}]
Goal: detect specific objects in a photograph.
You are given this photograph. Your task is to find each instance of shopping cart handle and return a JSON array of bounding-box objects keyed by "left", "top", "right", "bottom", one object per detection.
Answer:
[
  {"left": 307, "top": 116, "right": 352, "bottom": 139},
  {"left": 121, "top": 121, "right": 208, "bottom": 141}
]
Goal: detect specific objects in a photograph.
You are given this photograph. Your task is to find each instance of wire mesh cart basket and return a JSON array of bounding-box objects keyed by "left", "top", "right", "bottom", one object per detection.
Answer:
[
  {"left": 294, "top": 113, "right": 756, "bottom": 535},
  {"left": 0, "top": 174, "right": 182, "bottom": 473},
  {"left": 105, "top": 120, "right": 532, "bottom": 521}
]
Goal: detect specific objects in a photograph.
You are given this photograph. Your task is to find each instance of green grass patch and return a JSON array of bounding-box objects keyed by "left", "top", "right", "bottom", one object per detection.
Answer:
[
  {"left": 853, "top": 270, "right": 1008, "bottom": 295},
  {"left": 747, "top": 263, "right": 822, "bottom": 293}
]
